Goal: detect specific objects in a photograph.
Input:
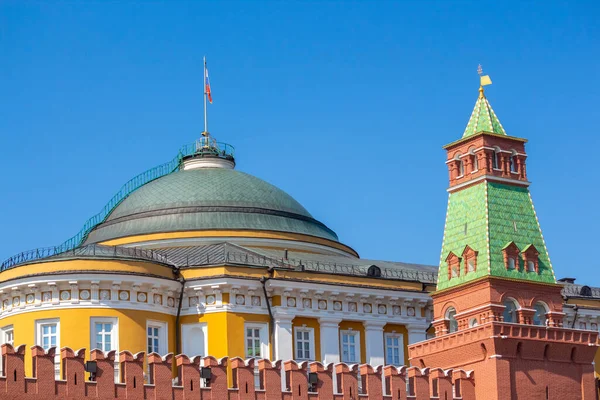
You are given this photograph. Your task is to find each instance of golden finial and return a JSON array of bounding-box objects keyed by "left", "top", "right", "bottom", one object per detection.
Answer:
[{"left": 477, "top": 64, "right": 492, "bottom": 98}]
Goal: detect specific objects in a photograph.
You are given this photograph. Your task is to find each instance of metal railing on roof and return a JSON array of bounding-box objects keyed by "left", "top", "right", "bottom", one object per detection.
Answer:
[
  {"left": 1, "top": 141, "right": 235, "bottom": 271},
  {"left": 177, "top": 250, "right": 437, "bottom": 284},
  {"left": 0, "top": 244, "right": 175, "bottom": 271}
]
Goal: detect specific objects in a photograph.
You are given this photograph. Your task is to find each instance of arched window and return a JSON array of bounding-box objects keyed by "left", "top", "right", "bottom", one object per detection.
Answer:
[
  {"left": 533, "top": 302, "right": 548, "bottom": 326},
  {"left": 469, "top": 148, "right": 478, "bottom": 172},
  {"left": 580, "top": 286, "right": 592, "bottom": 297},
  {"left": 508, "top": 257, "right": 516, "bottom": 270},
  {"left": 469, "top": 318, "right": 478, "bottom": 328},
  {"left": 527, "top": 260, "right": 535, "bottom": 272},
  {"left": 510, "top": 151, "right": 518, "bottom": 173},
  {"left": 367, "top": 265, "right": 381, "bottom": 278},
  {"left": 492, "top": 148, "right": 500, "bottom": 170},
  {"left": 446, "top": 307, "right": 458, "bottom": 333},
  {"left": 503, "top": 299, "right": 518, "bottom": 323},
  {"left": 458, "top": 160, "right": 464, "bottom": 177}
]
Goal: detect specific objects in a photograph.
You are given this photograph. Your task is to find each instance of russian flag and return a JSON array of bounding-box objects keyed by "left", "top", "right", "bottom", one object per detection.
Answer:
[{"left": 205, "top": 67, "right": 213, "bottom": 104}]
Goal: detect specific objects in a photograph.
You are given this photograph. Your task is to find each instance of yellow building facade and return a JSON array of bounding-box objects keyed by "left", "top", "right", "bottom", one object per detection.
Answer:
[{"left": 0, "top": 136, "right": 435, "bottom": 379}]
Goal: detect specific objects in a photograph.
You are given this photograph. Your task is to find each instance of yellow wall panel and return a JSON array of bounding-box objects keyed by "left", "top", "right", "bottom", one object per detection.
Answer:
[{"left": 0, "top": 308, "right": 175, "bottom": 375}]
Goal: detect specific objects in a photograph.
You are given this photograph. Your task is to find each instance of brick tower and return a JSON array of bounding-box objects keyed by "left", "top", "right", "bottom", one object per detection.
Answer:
[{"left": 409, "top": 75, "right": 599, "bottom": 399}]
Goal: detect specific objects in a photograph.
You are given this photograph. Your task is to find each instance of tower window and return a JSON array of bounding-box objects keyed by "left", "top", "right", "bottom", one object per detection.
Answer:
[
  {"left": 510, "top": 152, "right": 518, "bottom": 173},
  {"left": 446, "top": 307, "right": 458, "bottom": 333},
  {"left": 446, "top": 252, "right": 461, "bottom": 280},
  {"left": 472, "top": 154, "right": 479, "bottom": 172},
  {"left": 462, "top": 245, "right": 478, "bottom": 274},
  {"left": 508, "top": 257, "right": 516, "bottom": 270},
  {"left": 502, "top": 242, "right": 520, "bottom": 271},
  {"left": 521, "top": 244, "right": 540, "bottom": 273},
  {"left": 458, "top": 160, "right": 464, "bottom": 177},
  {"left": 503, "top": 299, "right": 518, "bottom": 323},
  {"left": 492, "top": 149, "right": 500, "bottom": 170},
  {"left": 533, "top": 302, "right": 548, "bottom": 326}
]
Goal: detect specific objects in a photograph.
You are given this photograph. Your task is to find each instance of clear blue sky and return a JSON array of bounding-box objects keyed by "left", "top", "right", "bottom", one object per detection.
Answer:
[{"left": 1, "top": 1, "right": 599, "bottom": 284}]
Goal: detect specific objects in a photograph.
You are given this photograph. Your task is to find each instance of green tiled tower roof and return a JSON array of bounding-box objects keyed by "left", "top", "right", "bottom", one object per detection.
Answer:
[
  {"left": 437, "top": 182, "right": 555, "bottom": 290},
  {"left": 462, "top": 88, "right": 507, "bottom": 138}
]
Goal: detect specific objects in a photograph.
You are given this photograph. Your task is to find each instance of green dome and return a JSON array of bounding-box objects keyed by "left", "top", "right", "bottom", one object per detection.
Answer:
[{"left": 84, "top": 168, "right": 339, "bottom": 244}]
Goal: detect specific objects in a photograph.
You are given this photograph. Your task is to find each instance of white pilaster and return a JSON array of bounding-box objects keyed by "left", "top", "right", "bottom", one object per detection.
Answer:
[
  {"left": 319, "top": 317, "right": 342, "bottom": 364},
  {"left": 407, "top": 325, "right": 428, "bottom": 345},
  {"left": 363, "top": 320, "right": 387, "bottom": 366},
  {"left": 273, "top": 313, "right": 294, "bottom": 361}
]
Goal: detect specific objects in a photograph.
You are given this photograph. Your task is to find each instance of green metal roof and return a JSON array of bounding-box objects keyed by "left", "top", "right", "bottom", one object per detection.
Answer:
[
  {"left": 437, "top": 181, "right": 555, "bottom": 290},
  {"left": 85, "top": 168, "right": 339, "bottom": 243},
  {"left": 462, "top": 90, "right": 507, "bottom": 138}
]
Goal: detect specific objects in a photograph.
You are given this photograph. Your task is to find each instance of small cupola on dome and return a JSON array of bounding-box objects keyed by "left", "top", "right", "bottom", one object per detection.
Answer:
[{"left": 181, "top": 132, "right": 236, "bottom": 170}]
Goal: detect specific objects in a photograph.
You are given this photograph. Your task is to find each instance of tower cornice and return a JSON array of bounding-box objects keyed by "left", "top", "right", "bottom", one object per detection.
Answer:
[{"left": 443, "top": 131, "right": 527, "bottom": 150}]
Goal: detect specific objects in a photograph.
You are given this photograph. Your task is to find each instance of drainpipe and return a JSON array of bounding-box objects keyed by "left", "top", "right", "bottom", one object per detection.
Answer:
[
  {"left": 571, "top": 305, "right": 579, "bottom": 329},
  {"left": 174, "top": 270, "right": 186, "bottom": 355},
  {"left": 260, "top": 267, "right": 275, "bottom": 358}
]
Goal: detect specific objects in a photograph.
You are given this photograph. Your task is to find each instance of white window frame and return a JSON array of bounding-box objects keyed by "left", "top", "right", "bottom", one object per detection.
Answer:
[
  {"left": 293, "top": 327, "right": 315, "bottom": 361},
  {"left": 35, "top": 318, "right": 60, "bottom": 378},
  {"left": 90, "top": 317, "right": 119, "bottom": 382},
  {"left": 0, "top": 325, "right": 14, "bottom": 376},
  {"left": 244, "top": 323, "right": 269, "bottom": 389},
  {"left": 384, "top": 333, "right": 404, "bottom": 366},
  {"left": 244, "top": 323, "right": 269, "bottom": 359},
  {"left": 146, "top": 320, "right": 168, "bottom": 355},
  {"left": 340, "top": 330, "right": 360, "bottom": 364}
]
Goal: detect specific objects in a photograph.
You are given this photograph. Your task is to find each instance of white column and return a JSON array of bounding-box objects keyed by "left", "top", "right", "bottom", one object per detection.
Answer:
[
  {"left": 319, "top": 317, "right": 342, "bottom": 364},
  {"left": 273, "top": 313, "right": 294, "bottom": 361},
  {"left": 363, "top": 320, "right": 386, "bottom": 366},
  {"left": 407, "top": 325, "right": 428, "bottom": 345}
]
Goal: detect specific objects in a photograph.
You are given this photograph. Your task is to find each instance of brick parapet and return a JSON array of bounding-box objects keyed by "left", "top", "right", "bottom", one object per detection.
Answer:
[
  {"left": 409, "top": 321, "right": 598, "bottom": 360},
  {"left": 0, "top": 343, "right": 474, "bottom": 399}
]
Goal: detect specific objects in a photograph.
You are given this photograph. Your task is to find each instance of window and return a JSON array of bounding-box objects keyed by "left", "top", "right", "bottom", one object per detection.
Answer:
[
  {"left": 2, "top": 326, "right": 14, "bottom": 346},
  {"left": 503, "top": 242, "right": 520, "bottom": 271},
  {"left": 94, "top": 323, "right": 114, "bottom": 352},
  {"left": 446, "top": 307, "right": 458, "bottom": 333},
  {"left": 340, "top": 330, "right": 360, "bottom": 363},
  {"left": 147, "top": 321, "right": 168, "bottom": 355},
  {"left": 508, "top": 257, "right": 516, "bottom": 270},
  {"left": 446, "top": 252, "right": 461, "bottom": 280},
  {"left": 522, "top": 244, "right": 539, "bottom": 273},
  {"left": 245, "top": 323, "right": 268, "bottom": 358},
  {"left": 0, "top": 325, "right": 14, "bottom": 376},
  {"left": 462, "top": 245, "right": 478, "bottom": 274},
  {"left": 469, "top": 318, "right": 478, "bottom": 328},
  {"left": 90, "top": 317, "right": 118, "bottom": 382},
  {"left": 533, "top": 303, "right": 548, "bottom": 326},
  {"left": 384, "top": 333, "right": 404, "bottom": 366},
  {"left": 503, "top": 299, "right": 518, "bottom": 323},
  {"left": 492, "top": 149, "right": 500, "bottom": 169},
  {"left": 35, "top": 319, "right": 60, "bottom": 378},
  {"left": 294, "top": 327, "right": 314, "bottom": 361},
  {"left": 510, "top": 153, "right": 518, "bottom": 173},
  {"left": 246, "top": 327, "right": 262, "bottom": 357},
  {"left": 367, "top": 265, "right": 381, "bottom": 277},
  {"left": 472, "top": 153, "right": 479, "bottom": 172}
]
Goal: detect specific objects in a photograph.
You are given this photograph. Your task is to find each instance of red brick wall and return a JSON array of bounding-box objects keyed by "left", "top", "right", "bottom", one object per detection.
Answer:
[{"left": 0, "top": 344, "right": 474, "bottom": 399}]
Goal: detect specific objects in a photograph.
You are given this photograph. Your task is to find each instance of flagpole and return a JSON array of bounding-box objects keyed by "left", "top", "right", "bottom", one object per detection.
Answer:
[{"left": 203, "top": 56, "right": 208, "bottom": 135}]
